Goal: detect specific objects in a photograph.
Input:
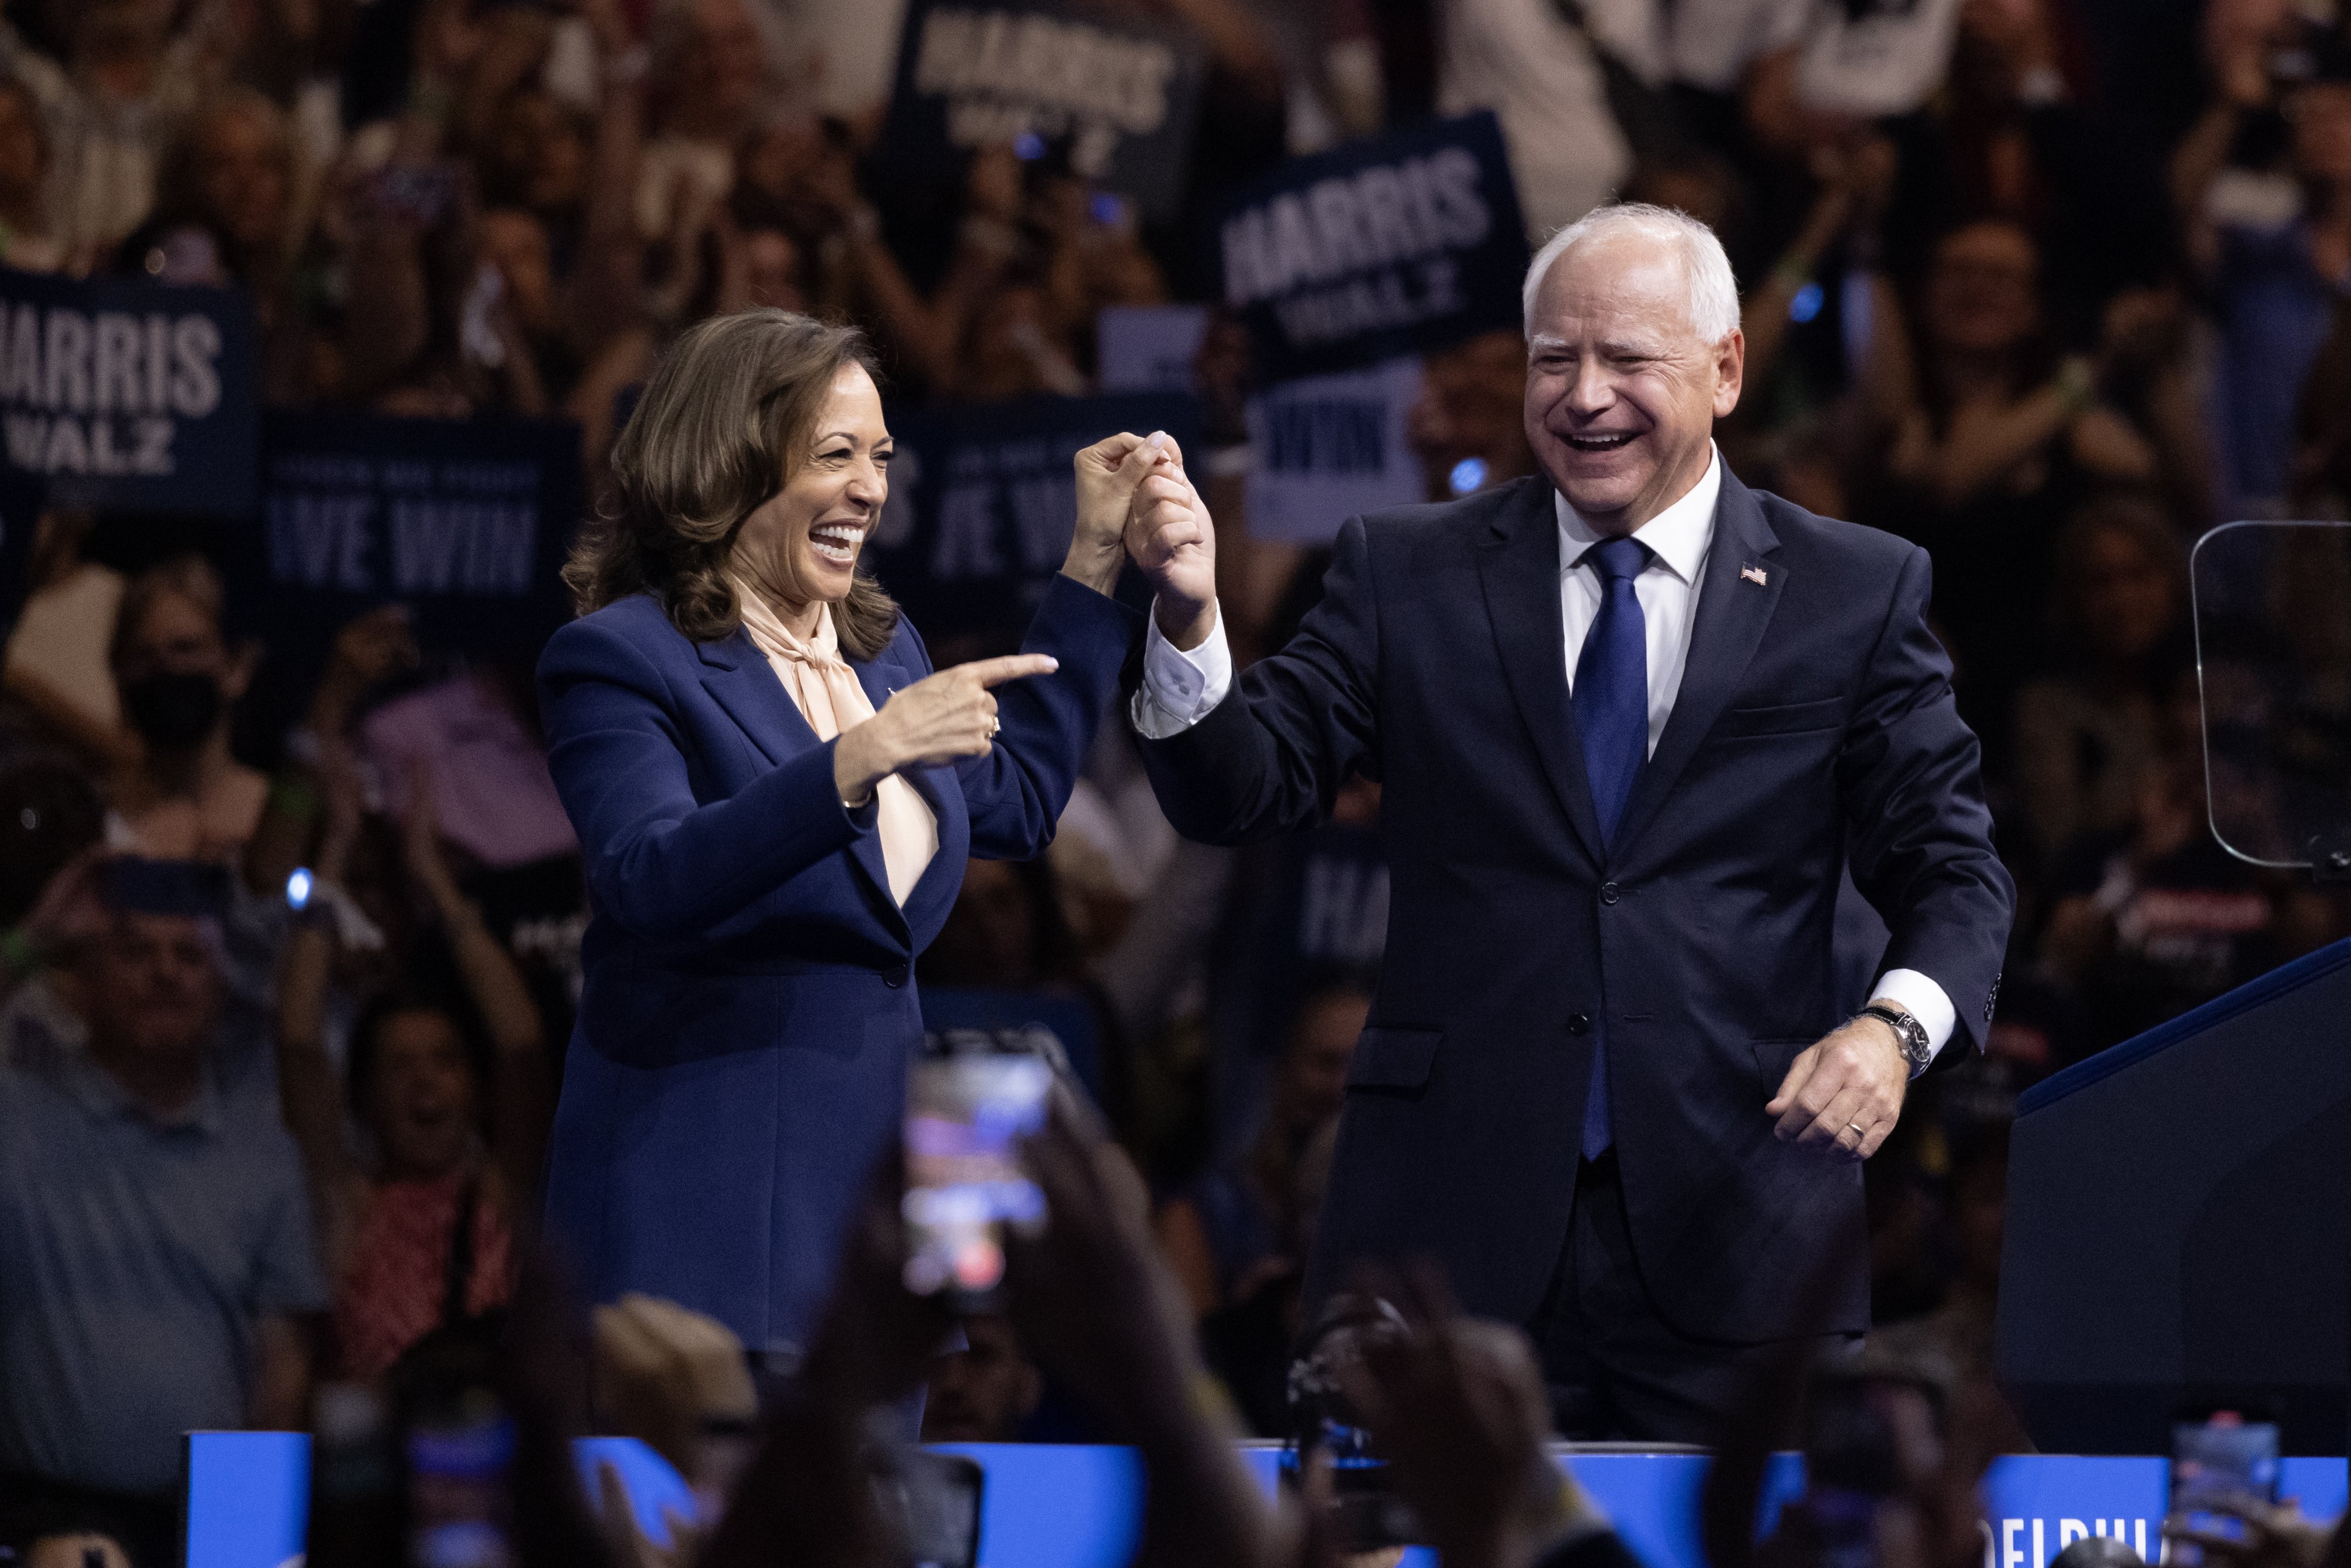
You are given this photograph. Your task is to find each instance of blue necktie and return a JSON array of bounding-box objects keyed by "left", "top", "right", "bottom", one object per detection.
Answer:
[{"left": 1573, "top": 535, "right": 1649, "bottom": 1158}]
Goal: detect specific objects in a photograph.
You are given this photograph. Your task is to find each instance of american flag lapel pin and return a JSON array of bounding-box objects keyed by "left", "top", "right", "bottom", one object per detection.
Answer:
[{"left": 1740, "top": 564, "right": 1768, "bottom": 587}]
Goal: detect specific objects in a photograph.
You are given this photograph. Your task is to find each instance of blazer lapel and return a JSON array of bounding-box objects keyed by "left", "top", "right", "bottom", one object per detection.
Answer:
[
  {"left": 699, "top": 630, "right": 905, "bottom": 935},
  {"left": 1475, "top": 479, "right": 1605, "bottom": 865},
  {"left": 698, "top": 630, "right": 811, "bottom": 766},
  {"left": 1610, "top": 472, "right": 1785, "bottom": 853}
]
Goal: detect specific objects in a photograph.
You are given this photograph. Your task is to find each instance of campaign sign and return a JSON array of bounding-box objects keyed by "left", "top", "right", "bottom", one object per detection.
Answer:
[
  {"left": 0, "top": 266, "right": 257, "bottom": 515},
  {"left": 1244, "top": 356, "right": 1426, "bottom": 544},
  {"left": 879, "top": 0, "right": 1207, "bottom": 220},
  {"left": 234, "top": 412, "right": 582, "bottom": 677},
  {"left": 1222, "top": 112, "right": 1529, "bottom": 383},
  {"left": 862, "top": 391, "right": 1196, "bottom": 641},
  {"left": 1096, "top": 304, "right": 1210, "bottom": 394}
]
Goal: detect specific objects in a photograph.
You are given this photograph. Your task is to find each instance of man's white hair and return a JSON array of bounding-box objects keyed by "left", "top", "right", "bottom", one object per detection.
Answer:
[{"left": 1520, "top": 203, "right": 1741, "bottom": 344}]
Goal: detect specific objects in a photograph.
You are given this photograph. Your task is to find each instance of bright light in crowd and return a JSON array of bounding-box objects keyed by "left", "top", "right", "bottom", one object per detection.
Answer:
[
  {"left": 1789, "top": 282, "right": 1825, "bottom": 323},
  {"left": 1450, "top": 457, "right": 1488, "bottom": 496},
  {"left": 285, "top": 867, "right": 313, "bottom": 910}
]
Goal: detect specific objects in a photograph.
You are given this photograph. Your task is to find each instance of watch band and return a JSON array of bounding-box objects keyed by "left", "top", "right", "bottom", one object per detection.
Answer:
[{"left": 1857, "top": 1002, "right": 1932, "bottom": 1078}]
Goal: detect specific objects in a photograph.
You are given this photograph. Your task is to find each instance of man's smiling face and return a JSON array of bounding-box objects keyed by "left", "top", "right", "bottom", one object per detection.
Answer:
[{"left": 1523, "top": 230, "right": 1744, "bottom": 537}]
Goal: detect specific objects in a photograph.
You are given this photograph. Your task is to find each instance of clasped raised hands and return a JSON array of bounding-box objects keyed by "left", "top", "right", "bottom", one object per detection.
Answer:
[{"left": 1122, "top": 432, "right": 1219, "bottom": 650}]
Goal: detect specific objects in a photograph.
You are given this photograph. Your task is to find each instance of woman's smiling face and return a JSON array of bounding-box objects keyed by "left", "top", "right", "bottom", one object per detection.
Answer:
[{"left": 733, "top": 362, "right": 893, "bottom": 609}]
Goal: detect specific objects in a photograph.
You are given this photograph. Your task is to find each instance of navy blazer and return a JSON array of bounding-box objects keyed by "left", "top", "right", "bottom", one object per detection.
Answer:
[
  {"left": 1135, "top": 471, "right": 2015, "bottom": 1341},
  {"left": 537, "top": 575, "right": 1137, "bottom": 1354}
]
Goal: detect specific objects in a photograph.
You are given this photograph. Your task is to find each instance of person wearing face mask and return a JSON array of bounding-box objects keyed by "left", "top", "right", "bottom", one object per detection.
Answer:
[
  {"left": 106, "top": 555, "right": 266, "bottom": 863},
  {"left": 536, "top": 308, "right": 1159, "bottom": 1357}
]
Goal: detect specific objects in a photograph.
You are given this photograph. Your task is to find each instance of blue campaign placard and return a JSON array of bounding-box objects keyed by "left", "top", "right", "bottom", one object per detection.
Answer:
[
  {"left": 0, "top": 266, "right": 258, "bottom": 516},
  {"left": 878, "top": 0, "right": 1208, "bottom": 222},
  {"left": 227, "top": 410, "right": 583, "bottom": 686},
  {"left": 1220, "top": 112, "right": 1531, "bottom": 383},
  {"left": 862, "top": 391, "right": 1198, "bottom": 642}
]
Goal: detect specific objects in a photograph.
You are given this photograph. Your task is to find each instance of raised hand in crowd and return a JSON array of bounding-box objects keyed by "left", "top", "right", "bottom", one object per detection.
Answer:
[
  {"left": 2165, "top": 1500, "right": 2351, "bottom": 1568},
  {"left": 2091, "top": 285, "right": 2214, "bottom": 524},
  {"left": 694, "top": 1146, "right": 953, "bottom": 1568},
  {"left": 702, "top": 1096, "right": 1280, "bottom": 1568},
  {"left": 273, "top": 712, "right": 549, "bottom": 1363},
  {"left": 401, "top": 760, "right": 551, "bottom": 1208},
  {"left": 0, "top": 845, "right": 110, "bottom": 1010},
  {"left": 1005, "top": 1102, "right": 1280, "bottom": 1568},
  {"left": 1744, "top": 134, "right": 1904, "bottom": 398},
  {"left": 244, "top": 604, "right": 417, "bottom": 899},
  {"left": 1335, "top": 1264, "right": 1618, "bottom": 1568},
  {"left": 315, "top": 605, "right": 422, "bottom": 738}
]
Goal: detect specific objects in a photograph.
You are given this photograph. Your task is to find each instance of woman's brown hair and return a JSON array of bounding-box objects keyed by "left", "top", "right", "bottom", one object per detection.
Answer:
[{"left": 563, "top": 310, "right": 900, "bottom": 659}]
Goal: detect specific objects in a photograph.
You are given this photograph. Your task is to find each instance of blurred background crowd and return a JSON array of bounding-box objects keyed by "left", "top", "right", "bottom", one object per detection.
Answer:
[{"left": 3, "top": 0, "right": 2351, "bottom": 1559}]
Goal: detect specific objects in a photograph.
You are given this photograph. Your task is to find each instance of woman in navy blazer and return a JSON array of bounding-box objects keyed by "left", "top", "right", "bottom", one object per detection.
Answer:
[{"left": 537, "top": 310, "right": 1156, "bottom": 1355}]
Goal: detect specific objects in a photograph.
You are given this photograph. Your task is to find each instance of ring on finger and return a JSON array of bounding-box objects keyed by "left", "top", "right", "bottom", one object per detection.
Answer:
[{"left": 987, "top": 716, "right": 1001, "bottom": 739}]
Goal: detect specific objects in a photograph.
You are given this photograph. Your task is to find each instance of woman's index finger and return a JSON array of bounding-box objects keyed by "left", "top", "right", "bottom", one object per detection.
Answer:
[{"left": 963, "top": 653, "right": 1060, "bottom": 688}]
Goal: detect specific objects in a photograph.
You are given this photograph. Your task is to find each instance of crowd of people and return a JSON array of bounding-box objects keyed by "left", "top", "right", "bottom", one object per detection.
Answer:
[{"left": 1, "top": 0, "right": 2349, "bottom": 1560}]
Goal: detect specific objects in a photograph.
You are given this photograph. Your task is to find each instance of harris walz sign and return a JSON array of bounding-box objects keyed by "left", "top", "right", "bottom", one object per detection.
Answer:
[
  {"left": 861, "top": 391, "right": 1197, "bottom": 642},
  {"left": 879, "top": 0, "right": 1207, "bottom": 221},
  {"left": 0, "top": 266, "right": 257, "bottom": 514},
  {"left": 1221, "top": 112, "right": 1529, "bottom": 383}
]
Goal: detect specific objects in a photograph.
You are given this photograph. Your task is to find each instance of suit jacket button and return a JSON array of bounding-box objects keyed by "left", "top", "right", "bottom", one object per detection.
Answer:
[
  {"left": 1566, "top": 1012, "right": 1591, "bottom": 1036},
  {"left": 883, "top": 964, "right": 908, "bottom": 988},
  {"left": 1599, "top": 882, "right": 1620, "bottom": 906}
]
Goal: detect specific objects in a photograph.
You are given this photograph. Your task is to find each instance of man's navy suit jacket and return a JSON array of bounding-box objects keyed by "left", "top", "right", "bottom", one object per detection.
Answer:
[{"left": 1135, "top": 469, "right": 2015, "bottom": 1340}]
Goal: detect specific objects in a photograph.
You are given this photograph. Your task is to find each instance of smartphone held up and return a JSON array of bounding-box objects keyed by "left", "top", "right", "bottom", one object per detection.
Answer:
[
  {"left": 901, "top": 1029, "right": 1056, "bottom": 1307},
  {"left": 2168, "top": 1409, "right": 2282, "bottom": 1566}
]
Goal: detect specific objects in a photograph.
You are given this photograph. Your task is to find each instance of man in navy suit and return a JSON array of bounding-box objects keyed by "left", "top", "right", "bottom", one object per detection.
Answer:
[{"left": 1121, "top": 204, "right": 2014, "bottom": 1441}]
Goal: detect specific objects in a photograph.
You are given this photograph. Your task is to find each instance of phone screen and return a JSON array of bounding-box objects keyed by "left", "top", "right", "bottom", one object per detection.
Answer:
[
  {"left": 2169, "top": 1415, "right": 2280, "bottom": 1563},
  {"left": 902, "top": 1035, "right": 1051, "bottom": 1302},
  {"left": 406, "top": 1391, "right": 516, "bottom": 1568}
]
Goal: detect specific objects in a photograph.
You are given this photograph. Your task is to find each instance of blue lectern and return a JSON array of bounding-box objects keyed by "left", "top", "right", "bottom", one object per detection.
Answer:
[{"left": 1995, "top": 936, "right": 2351, "bottom": 1453}]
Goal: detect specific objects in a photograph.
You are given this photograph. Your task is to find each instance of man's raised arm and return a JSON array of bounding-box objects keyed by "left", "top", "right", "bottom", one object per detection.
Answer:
[{"left": 1124, "top": 436, "right": 1380, "bottom": 844}]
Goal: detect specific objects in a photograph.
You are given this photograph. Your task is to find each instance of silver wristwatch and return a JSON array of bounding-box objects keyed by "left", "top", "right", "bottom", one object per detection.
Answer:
[{"left": 1856, "top": 1002, "right": 1932, "bottom": 1078}]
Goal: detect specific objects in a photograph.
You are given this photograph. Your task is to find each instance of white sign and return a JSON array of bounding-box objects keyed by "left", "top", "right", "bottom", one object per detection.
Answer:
[{"left": 1243, "top": 357, "right": 1425, "bottom": 545}]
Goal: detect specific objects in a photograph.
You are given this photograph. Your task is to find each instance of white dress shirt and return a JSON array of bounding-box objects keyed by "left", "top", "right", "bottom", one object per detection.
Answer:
[
  {"left": 1557, "top": 443, "right": 1721, "bottom": 760},
  {"left": 1129, "top": 446, "right": 1957, "bottom": 1060}
]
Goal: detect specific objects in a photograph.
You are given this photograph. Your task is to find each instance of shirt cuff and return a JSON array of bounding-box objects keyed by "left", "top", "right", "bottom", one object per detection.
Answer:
[
  {"left": 1130, "top": 601, "right": 1231, "bottom": 740},
  {"left": 1871, "top": 969, "right": 1957, "bottom": 1063}
]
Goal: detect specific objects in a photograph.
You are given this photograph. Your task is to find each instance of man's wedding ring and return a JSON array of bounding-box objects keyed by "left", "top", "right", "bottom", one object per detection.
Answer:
[{"left": 987, "top": 716, "right": 1001, "bottom": 739}]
